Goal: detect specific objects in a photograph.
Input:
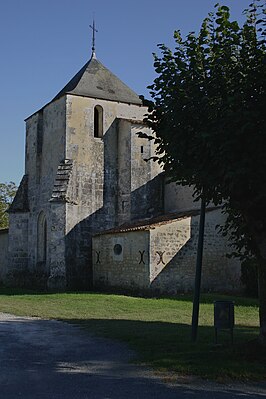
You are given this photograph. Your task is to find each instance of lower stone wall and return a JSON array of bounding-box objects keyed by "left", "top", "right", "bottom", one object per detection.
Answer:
[
  {"left": 48, "top": 203, "right": 67, "bottom": 290},
  {"left": 93, "top": 231, "right": 150, "bottom": 291},
  {"left": 92, "top": 209, "right": 242, "bottom": 295},
  {"left": 150, "top": 209, "right": 242, "bottom": 295},
  {"left": 0, "top": 229, "right": 9, "bottom": 283},
  {"left": 5, "top": 212, "right": 29, "bottom": 287}
]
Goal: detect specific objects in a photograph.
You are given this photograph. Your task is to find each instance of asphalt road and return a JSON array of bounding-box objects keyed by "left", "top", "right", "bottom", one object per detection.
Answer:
[{"left": 0, "top": 313, "right": 265, "bottom": 399}]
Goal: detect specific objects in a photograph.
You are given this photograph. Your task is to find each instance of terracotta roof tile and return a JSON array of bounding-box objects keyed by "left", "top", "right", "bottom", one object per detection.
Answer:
[{"left": 94, "top": 206, "right": 221, "bottom": 236}]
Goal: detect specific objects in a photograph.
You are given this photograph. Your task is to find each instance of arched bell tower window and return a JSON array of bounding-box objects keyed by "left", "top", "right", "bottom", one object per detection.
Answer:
[
  {"left": 37, "top": 211, "right": 47, "bottom": 263},
  {"left": 94, "top": 105, "right": 103, "bottom": 138}
]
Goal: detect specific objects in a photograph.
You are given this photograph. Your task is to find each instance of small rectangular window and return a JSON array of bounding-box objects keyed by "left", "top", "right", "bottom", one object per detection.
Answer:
[{"left": 94, "top": 105, "right": 103, "bottom": 138}]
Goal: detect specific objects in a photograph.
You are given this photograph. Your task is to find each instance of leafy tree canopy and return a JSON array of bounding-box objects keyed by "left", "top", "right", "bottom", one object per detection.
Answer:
[
  {"left": 143, "top": 1, "right": 266, "bottom": 258},
  {"left": 0, "top": 182, "right": 17, "bottom": 228},
  {"left": 142, "top": 1, "right": 266, "bottom": 341}
]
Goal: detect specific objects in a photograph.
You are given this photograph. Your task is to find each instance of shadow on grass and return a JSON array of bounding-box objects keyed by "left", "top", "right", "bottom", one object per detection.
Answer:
[
  {"left": 0, "top": 316, "right": 265, "bottom": 398},
  {"left": 0, "top": 286, "right": 259, "bottom": 307},
  {"left": 62, "top": 318, "right": 265, "bottom": 381},
  {"left": 0, "top": 283, "right": 263, "bottom": 380}
]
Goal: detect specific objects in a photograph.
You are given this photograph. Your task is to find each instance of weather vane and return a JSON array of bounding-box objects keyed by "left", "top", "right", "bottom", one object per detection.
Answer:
[{"left": 89, "top": 19, "right": 98, "bottom": 57}]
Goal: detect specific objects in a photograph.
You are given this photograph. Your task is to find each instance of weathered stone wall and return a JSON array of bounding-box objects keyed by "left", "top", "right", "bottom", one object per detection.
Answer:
[
  {"left": 48, "top": 203, "right": 66, "bottom": 289},
  {"left": 149, "top": 218, "right": 191, "bottom": 287},
  {"left": 150, "top": 209, "right": 242, "bottom": 294},
  {"left": 65, "top": 95, "right": 117, "bottom": 288},
  {"left": 7, "top": 92, "right": 163, "bottom": 290},
  {"left": 164, "top": 182, "right": 217, "bottom": 214},
  {"left": 7, "top": 97, "right": 67, "bottom": 289},
  {"left": 26, "top": 97, "right": 66, "bottom": 289},
  {"left": 130, "top": 124, "right": 163, "bottom": 220},
  {"left": 93, "top": 231, "right": 150, "bottom": 291},
  {"left": 116, "top": 120, "right": 163, "bottom": 224},
  {"left": 117, "top": 119, "right": 131, "bottom": 225},
  {"left": 64, "top": 95, "right": 163, "bottom": 289},
  {"left": 92, "top": 209, "right": 242, "bottom": 295},
  {"left": 6, "top": 213, "right": 29, "bottom": 287},
  {"left": 0, "top": 229, "right": 9, "bottom": 283},
  {"left": 164, "top": 183, "right": 198, "bottom": 213}
]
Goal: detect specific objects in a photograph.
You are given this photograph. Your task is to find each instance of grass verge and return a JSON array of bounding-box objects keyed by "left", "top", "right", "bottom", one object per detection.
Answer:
[{"left": 0, "top": 287, "right": 264, "bottom": 381}]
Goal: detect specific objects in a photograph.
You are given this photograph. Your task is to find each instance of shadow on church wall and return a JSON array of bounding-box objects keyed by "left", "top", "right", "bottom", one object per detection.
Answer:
[
  {"left": 149, "top": 216, "right": 241, "bottom": 295},
  {"left": 65, "top": 118, "right": 164, "bottom": 290},
  {"left": 92, "top": 212, "right": 242, "bottom": 296}
]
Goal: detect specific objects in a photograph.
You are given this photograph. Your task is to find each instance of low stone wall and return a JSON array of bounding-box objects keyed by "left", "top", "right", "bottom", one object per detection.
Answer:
[
  {"left": 6, "top": 213, "right": 29, "bottom": 288},
  {"left": 92, "top": 209, "right": 242, "bottom": 295},
  {"left": 150, "top": 209, "right": 242, "bottom": 295},
  {"left": 93, "top": 230, "right": 150, "bottom": 291},
  {"left": 0, "top": 229, "right": 9, "bottom": 283}
]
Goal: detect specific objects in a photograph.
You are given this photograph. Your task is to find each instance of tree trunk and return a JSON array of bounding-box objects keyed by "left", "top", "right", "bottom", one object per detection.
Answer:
[
  {"left": 258, "top": 261, "right": 266, "bottom": 345},
  {"left": 246, "top": 216, "right": 266, "bottom": 346}
]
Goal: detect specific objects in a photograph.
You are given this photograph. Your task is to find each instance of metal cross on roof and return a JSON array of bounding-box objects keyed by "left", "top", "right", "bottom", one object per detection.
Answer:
[{"left": 89, "top": 19, "right": 98, "bottom": 57}]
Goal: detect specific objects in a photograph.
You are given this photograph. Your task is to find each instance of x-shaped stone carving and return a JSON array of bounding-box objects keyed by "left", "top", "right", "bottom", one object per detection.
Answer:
[{"left": 156, "top": 251, "right": 165, "bottom": 265}]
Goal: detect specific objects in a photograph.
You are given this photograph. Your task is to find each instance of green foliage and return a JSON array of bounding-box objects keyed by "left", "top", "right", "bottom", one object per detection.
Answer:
[
  {"left": 142, "top": 1, "right": 266, "bottom": 340},
  {"left": 0, "top": 182, "right": 17, "bottom": 228},
  {"left": 143, "top": 1, "right": 266, "bottom": 261}
]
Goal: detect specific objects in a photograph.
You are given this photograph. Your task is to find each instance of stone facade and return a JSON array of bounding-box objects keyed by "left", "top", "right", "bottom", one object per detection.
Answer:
[
  {"left": 93, "top": 209, "right": 242, "bottom": 295},
  {"left": 5, "top": 55, "right": 164, "bottom": 290},
  {"left": 63, "top": 95, "right": 163, "bottom": 289},
  {"left": 3, "top": 51, "right": 242, "bottom": 293},
  {"left": 93, "top": 230, "right": 150, "bottom": 291},
  {"left": 149, "top": 209, "right": 241, "bottom": 294}
]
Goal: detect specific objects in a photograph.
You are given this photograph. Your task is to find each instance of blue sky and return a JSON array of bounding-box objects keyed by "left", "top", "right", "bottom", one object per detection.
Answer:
[{"left": 0, "top": 0, "right": 252, "bottom": 185}]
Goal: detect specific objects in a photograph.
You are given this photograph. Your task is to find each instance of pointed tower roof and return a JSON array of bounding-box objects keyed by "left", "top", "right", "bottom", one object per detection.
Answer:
[{"left": 52, "top": 55, "right": 142, "bottom": 105}]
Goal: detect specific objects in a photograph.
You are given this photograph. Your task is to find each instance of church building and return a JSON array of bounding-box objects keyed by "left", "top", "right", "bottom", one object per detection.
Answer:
[{"left": 1, "top": 36, "right": 242, "bottom": 294}]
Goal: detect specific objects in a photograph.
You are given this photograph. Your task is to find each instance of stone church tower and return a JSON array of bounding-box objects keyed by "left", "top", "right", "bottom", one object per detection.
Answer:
[
  {"left": 3, "top": 36, "right": 242, "bottom": 294},
  {"left": 6, "top": 50, "right": 163, "bottom": 290}
]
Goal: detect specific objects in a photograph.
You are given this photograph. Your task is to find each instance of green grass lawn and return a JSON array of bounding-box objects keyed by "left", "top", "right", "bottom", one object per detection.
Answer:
[{"left": 0, "top": 287, "right": 265, "bottom": 381}]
